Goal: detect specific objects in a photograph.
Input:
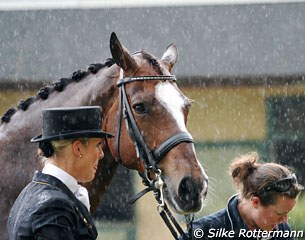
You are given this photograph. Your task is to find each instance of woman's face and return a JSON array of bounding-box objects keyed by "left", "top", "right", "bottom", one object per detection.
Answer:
[
  {"left": 252, "top": 194, "right": 296, "bottom": 231},
  {"left": 74, "top": 138, "right": 104, "bottom": 183}
]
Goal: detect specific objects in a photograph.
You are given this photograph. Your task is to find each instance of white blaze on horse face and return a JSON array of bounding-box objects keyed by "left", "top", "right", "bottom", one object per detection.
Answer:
[{"left": 155, "top": 82, "right": 188, "bottom": 132}]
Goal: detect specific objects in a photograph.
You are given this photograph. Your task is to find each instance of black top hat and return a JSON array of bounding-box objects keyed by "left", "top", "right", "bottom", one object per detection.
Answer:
[{"left": 31, "top": 106, "right": 114, "bottom": 143}]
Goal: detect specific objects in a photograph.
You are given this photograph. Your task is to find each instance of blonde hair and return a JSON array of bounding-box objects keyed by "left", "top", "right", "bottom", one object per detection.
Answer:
[
  {"left": 38, "top": 138, "right": 88, "bottom": 158},
  {"left": 52, "top": 139, "right": 75, "bottom": 154}
]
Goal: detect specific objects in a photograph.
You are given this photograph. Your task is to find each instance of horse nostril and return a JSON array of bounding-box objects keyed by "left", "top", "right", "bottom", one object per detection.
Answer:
[{"left": 178, "top": 176, "right": 202, "bottom": 202}]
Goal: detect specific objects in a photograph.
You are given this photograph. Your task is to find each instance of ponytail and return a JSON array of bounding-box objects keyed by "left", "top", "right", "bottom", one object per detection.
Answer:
[{"left": 229, "top": 152, "right": 259, "bottom": 198}]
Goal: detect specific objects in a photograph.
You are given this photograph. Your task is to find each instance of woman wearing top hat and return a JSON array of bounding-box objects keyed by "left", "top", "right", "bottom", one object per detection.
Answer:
[{"left": 7, "top": 106, "right": 114, "bottom": 240}]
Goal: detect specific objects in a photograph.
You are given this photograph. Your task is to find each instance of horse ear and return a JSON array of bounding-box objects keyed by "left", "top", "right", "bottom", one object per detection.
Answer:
[
  {"left": 110, "top": 32, "right": 137, "bottom": 71},
  {"left": 161, "top": 44, "right": 178, "bottom": 71}
]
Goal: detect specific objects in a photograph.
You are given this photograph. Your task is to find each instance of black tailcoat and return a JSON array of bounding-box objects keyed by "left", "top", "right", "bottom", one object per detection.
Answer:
[{"left": 7, "top": 171, "right": 98, "bottom": 239}]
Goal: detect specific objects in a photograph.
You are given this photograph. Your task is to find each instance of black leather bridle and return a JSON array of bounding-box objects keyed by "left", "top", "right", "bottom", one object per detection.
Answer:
[{"left": 115, "top": 70, "right": 194, "bottom": 240}]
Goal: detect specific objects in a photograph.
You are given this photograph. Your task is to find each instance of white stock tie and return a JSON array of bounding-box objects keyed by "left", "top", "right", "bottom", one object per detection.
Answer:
[{"left": 75, "top": 185, "right": 90, "bottom": 211}]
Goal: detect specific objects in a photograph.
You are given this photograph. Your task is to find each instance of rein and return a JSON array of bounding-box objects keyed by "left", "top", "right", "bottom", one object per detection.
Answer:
[{"left": 115, "top": 70, "right": 193, "bottom": 240}]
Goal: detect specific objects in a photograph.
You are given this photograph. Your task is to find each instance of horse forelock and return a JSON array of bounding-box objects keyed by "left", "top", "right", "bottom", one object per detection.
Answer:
[
  {"left": 0, "top": 59, "right": 115, "bottom": 125},
  {"left": 139, "top": 51, "right": 163, "bottom": 75}
]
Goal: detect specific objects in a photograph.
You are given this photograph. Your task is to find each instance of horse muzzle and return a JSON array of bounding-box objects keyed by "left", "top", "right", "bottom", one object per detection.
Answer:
[{"left": 163, "top": 173, "right": 208, "bottom": 214}]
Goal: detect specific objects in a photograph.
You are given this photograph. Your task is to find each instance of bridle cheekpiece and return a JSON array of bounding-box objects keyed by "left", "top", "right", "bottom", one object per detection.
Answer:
[{"left": 115, "top": 69, "right": 193, "bottom": 240}]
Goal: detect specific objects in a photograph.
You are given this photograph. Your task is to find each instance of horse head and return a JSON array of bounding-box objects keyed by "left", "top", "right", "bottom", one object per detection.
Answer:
[{"left": 104, "top": 33, "right": 208, "bottom": 214}]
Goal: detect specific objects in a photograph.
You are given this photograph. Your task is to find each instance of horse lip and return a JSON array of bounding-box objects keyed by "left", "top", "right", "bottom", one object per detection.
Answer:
[
  {"left": 173, "top": 195, "right": 203, "bottom": 213},
  {"left": 161, "top": 186, "right": 203, "bottom": 214}
]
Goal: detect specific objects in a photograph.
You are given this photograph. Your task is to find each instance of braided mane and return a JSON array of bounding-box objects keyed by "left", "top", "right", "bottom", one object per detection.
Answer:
[{"left": 1, "top": 58, "right": 114, "bottom": 124}]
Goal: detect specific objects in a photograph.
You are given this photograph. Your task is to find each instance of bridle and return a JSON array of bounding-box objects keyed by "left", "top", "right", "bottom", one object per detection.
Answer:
[{"left": 115, "top": 69, "right": 194, "bottom": 240}]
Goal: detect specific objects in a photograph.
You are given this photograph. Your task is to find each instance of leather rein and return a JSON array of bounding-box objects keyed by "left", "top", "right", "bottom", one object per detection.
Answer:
[{"left": 115, "top": 70, "right": 193, "bottom": 240}]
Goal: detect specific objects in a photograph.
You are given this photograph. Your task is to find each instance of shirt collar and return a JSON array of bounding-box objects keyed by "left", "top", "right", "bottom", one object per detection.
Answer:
[{"left": 42, "top": 162, "right": 79, "bottom": 194}]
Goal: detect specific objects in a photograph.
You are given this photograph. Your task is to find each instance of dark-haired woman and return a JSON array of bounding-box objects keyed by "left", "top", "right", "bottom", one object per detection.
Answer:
[
  {"left": 7, "top": 106, "right": 114, "bottom": 240},
  {"left": 189, "top": 152, "right": 304, "bottom": 240}
]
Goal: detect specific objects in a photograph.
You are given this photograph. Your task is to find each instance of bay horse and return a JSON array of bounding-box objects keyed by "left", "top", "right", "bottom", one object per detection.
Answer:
[{"left": 0, "top": 32, "right": 208, "bottom": 239}]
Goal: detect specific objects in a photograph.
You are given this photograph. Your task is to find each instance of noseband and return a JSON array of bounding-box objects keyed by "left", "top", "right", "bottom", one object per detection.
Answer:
[{"left": 115, "top": 71, "right": 193, "bottom": 240}]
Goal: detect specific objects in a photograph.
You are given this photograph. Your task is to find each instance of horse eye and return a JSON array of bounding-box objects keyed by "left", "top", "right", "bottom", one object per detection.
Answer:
[{"left": 133, "top": 103, "right": 146, "bottom": 114}]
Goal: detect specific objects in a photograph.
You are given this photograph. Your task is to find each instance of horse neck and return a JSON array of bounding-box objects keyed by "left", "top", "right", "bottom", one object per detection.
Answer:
[
  {"left": 0, "top": 66, "right": 119, "bottom": 136},
  {"left": 77, "top": 65, "right": 119, "bottom": 113}
]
